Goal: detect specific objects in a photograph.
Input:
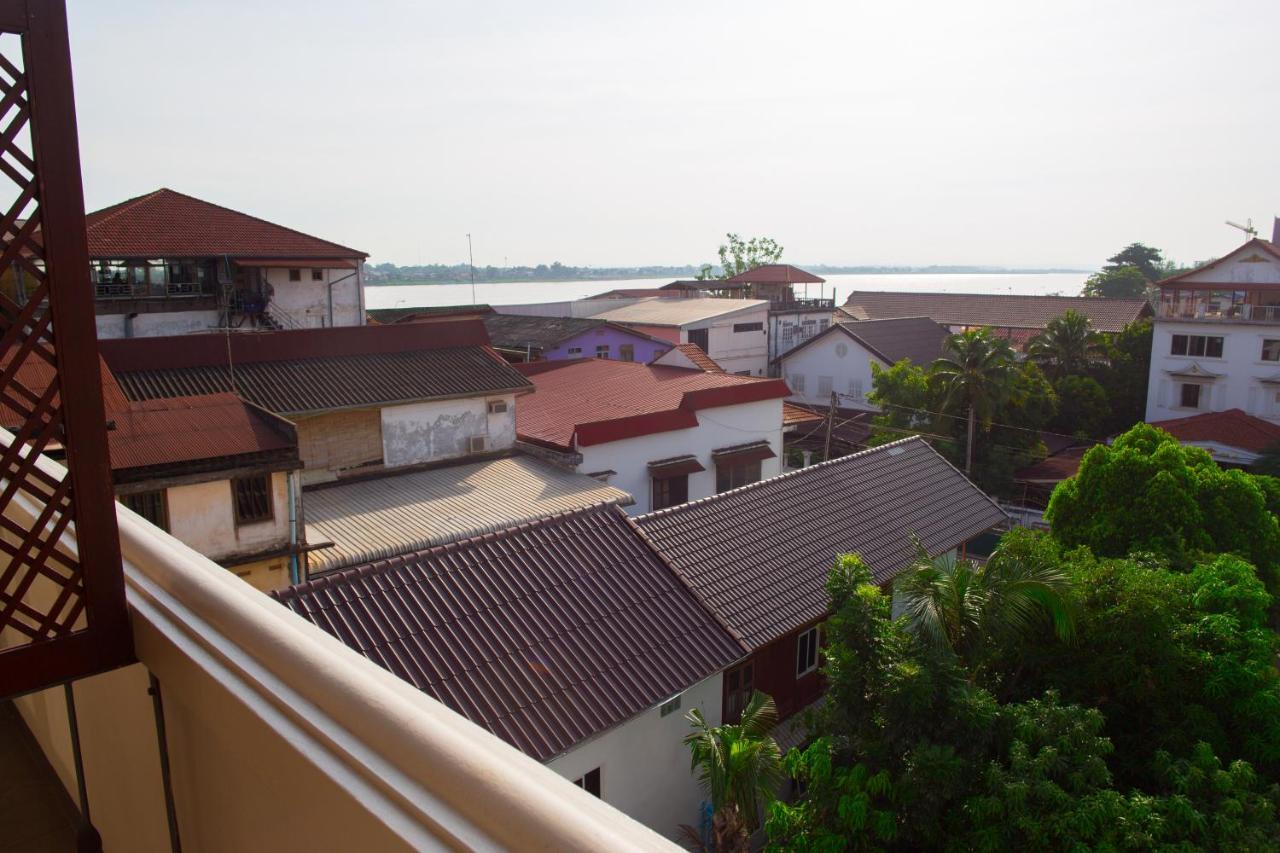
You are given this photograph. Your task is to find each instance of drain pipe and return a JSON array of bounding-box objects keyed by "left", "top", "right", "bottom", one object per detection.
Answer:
[
  {"left": 286, "top": 470, "right": 300, "bottom": 585},
  {"left": 325, "top": 268, "right": 358, "bottom": 328},
  {"left": 63, "top": 682, "right": 103, "bottom": 853}
]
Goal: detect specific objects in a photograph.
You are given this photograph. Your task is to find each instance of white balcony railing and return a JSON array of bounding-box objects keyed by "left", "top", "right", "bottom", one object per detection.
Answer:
[
  {"left": 5, "top": 438, "right": 676, "bottom": 852},
  {"left": 1157, "top": 300, "right": 1280, "bottom": 324}
]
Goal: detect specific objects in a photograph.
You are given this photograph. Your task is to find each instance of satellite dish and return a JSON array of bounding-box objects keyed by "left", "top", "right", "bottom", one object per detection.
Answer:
[{"left": 1226, "top": 218, "right": 1258, "bottom": 239}]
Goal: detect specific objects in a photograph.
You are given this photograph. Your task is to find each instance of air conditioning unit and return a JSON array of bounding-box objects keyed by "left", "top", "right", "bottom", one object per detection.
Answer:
[
  {"left": 486, "top": 399, "right": 508, "bottom": 414},
  {"left": 468, "top": 436, "right": 487, "bottom": 453}
]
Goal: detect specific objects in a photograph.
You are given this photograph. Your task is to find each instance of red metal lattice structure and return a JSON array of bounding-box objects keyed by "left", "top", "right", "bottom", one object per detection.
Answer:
[{"left": 0, "top": 0, "right": 132, "bottom": 698}]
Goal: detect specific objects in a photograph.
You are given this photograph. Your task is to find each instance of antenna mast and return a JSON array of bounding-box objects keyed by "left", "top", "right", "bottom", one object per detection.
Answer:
[{"left": 1226, "top": 218, "right": 1257, "bottom": 239}]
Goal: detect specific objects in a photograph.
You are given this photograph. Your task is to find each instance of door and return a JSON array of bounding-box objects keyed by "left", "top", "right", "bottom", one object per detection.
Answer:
[{"left": 688, "top": 327, "right": 709, "bottom": 352}]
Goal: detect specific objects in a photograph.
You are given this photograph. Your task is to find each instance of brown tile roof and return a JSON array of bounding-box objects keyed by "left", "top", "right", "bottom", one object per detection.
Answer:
[
  {"left": 1151, "top": 409, "right": 1280, "bottom": 453},
  {"left": 840, "top": 291, "right": 1151, "bottom": 333},
  {"left": 86, "top": 188, "right": 367, "bottom": 259},
  {"left": 782, "top": 402, "right": 825, "bottom": 428},
  {"left": 481, "top": 314, "right": 671, "bottom": 352},
  {"left": 661, "top": 343, "right": 726, "bottom": 373},
  {"left": 1013, "top": 445, "right": 1091, "bottom": 484},
  {"left": 272, "top": 504, "right": 746, "bottom": 761},
  {"left": 100, "top": 322, "right": 532, "bottom": 416},
  {"left": 778, "top": 316, "right": 947, "bottom": 366},
  {"left": 514, "top": 358, "right": 789, "bottom": 450},
  {"left": 723, "top": 264, "right": 825, "bottom": 285},
  {"left": 635, "top": 438, "right": 1007, "bottom": 650}
]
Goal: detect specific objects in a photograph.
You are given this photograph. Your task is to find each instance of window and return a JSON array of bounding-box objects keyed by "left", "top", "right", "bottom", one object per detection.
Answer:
[
  {"left": 311, "top": 269, "right": 324, "bottom": 281},
  {"left": 572, "top": 768, "right": 601, "bottom": 798},
  {"left": 652, "top": 474, "right": 689, "bottom": 510},
  {"left": 232, "top": 475, "right": 273, "bottom": 525},
  {"left": 121, "top": 490, "right": 168, "bottom": 532},
  {"left": 724, "top": 662, "right": 754, "bottom": 723},
  {"left": 796, "top": 626, "right": 820, "bottom": 677},
  {"left": 659, "top": 695, "right": 682, "bottom": 717},
  {"left": 717, "top": 459, "right": 762, "bottom": 493},
  {"left": 734, "top": 370, "right": 751, "bottom": 376},
  {"left": 595, "top": 345, "right": 610, "bottom": 359},
  {"left": 817, "top": 375, "right": 833, "bottom": 398},
  {"left": 1263, "top": 340, "right": 1280, "bottom": 362},
  {"left": 733, "top": 322, "right": 764, "bottom": 333},
  {"left": 567, "top": 347, "right": 583, "bottom": 356},
  {"left": 848, "top": 378, "right": 864, "bottom": 401},
  {"left": 288, "top": 268, "right": 302, "bottom": 282},
  {"left": 688, "top": 328, "right": 709, "bottom": 351},
  {"left": 1179, "top": 383, "right": 1202, "bottom": 409},
  {"left": 619, "top": 344, "right": 635, "bottom": 362},
  {"left": 1170, "top": 334, "right": 1223, "bottom": 358},
  {"left": 789, "top": 374, "right": 805, "bottom": 393}
]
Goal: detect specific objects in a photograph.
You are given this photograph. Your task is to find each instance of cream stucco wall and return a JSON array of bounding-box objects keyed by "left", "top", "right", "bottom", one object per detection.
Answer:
[
  {"left": 576, "top": 398, "right": 784, "bottom": 514},
  {"left": 95, "top": 309, "right": 221, "bottom": 339},
  {"left": 686, "top": 305, "right": 769, "bottom": 376},
  {"left": 547, "top": 672, "right": 724, "bottom": 840},
  {"left": 157, "top": 471, "right": 290, "bottom": 563},
  {"left": 263, "top": 265, "right": 364, "bottom": 329},
  {"left": 380, "top": 393, "right": 516, "bottom": 468}
]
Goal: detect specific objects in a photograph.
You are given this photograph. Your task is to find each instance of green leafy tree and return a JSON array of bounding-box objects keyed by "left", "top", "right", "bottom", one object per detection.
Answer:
[
  {"left": 1027, "top": 310, "right": 1105, "bottom": 379},
  {"left": 1252, "top": 442, "right": 1280, "bottom": 478},
  {"left": 1046, "top": 423, "right": 1280, "bottom": 589},
  {"left": 766, "top": 740, "right": 898, "bottom": 851},
  {"left": 867, "top": 359, "right": 935, "bottom": 446},
  {"left": 1093, "top": 318, "right": 1151, "bottom": 434},
  {"left": 931, "top": 329, "right": 1016, "bottom": 475},
  {"left": 697, "top": 233, "right": 784, "bottom": 280},
  {"left": 1050, "top": 375, "right": 1109, "bottom": 438},
  {"left": 1106, "top": 243, "right": 1166, "bottom": 282},
  {"left": 892, "top": 543, "right": 1075, "bottom": 681},
  {"left": 684, "top": 691, "right": 784, "bottom": 850},
  {"left": 1081, "top": 264, "right": 1150, "bottom": 298}
]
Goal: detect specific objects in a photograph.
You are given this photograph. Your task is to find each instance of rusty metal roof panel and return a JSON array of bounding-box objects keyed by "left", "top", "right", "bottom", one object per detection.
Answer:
[
  {"left": 635, "top": 437, "right": 1008, "bottom": 650},
  {"left": 273, "top": 504, "right": 745, "bottom": 762}
]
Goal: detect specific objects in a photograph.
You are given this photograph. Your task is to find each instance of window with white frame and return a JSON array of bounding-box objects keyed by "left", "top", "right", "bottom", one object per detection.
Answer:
[
  {"left": 1179, "top": 382, "right": 1203, "bottom": 409},
  {"left": 848, "top": 378, "right": 864, "bottom": 401},
  {"left": 817, "top": 375, "right": 833, "bottom": 398},
  {"left": 1263, "top": 340, "right": 1280, "bottom": 362},
  {"left": 796, "top": 626, "right": 819, "bottom": 677},
  {"left": 1171, "top": 334, "right": 1223, "bottom": 358},
  {"left": 789, "top": 373, "right": 805, "bottom": 393}
]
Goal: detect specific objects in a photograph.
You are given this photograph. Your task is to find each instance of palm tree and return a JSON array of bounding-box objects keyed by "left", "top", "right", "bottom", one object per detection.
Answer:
[
  {"left": 892, "top": 540, "right": 1075, "bottom": 676},
  {"left": 930, "top": 328, "right": 1015, "bottom": 475},
  {"left": 682, "top": 691, "right": 784, "bottom": 852},
  {"left": 1027, "top": 310, "right": 1105, "bottom": 380}
]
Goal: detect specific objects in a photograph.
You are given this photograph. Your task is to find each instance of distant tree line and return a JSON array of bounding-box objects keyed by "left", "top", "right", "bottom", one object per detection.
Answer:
[{"left": 364, "top": 261, "right": 706, "bottom": 285}]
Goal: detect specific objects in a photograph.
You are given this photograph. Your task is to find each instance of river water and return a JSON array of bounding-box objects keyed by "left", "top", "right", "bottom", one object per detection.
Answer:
[{"left": 365, "top": 272, "right": 1091, "bottom": 311}]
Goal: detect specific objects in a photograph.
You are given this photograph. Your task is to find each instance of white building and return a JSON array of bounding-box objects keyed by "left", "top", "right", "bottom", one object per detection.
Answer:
[
  {"left": 84, "top": 188, "right": 368, "bottom": 338},
  {"left": 496, "top": 296, "right": 772, "bottom": 376},
  {"left": 515, "top": 355, "right": 792, "bottom": 513},
  {"left": 777, "top": 316, "right": 948, "bottom": 410},
  {"left": 1146, "top": 233, "right": 1280, "bottom": 424}
]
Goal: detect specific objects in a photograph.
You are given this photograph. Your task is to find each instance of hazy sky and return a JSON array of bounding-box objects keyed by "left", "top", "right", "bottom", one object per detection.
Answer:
[{"left": 67, "top": 1, "right": 1279, "bottom": 269}]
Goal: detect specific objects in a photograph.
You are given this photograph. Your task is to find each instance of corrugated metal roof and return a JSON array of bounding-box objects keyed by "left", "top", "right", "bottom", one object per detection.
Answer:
[
  {"left": 514, "top": 358, "right": 790, "bottom": 450},
  {"left": 273, "top": 503, "right": 745, "bottom": 761},
  {"left": 840, "top": 291, "right": 1151, "bottom": 333},
  {"left": 109, "top": 393, "right": 296, "bottom": 473},
  {"left": 586, "top": 297, "right": 767, "bottom": 327},
  {"left": 302, "top": 454, "right": 634, "bottom": 574},
  {"left": 635, "top": 437, "right": 1008, "bottom": 650},
  {"left": 86, "top": 188, "right": 367, "bottom": 258},
  {"left": 102, "top": 322, "right": 533, "bottom": 416},
  {"left": 482, "top": 314, "right": 667, "bottom": 351}
]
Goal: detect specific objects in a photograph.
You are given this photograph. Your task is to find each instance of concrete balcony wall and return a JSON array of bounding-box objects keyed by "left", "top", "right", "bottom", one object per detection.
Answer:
[{"left": 4, "top": 438, "right": 676, "bottom": 852}]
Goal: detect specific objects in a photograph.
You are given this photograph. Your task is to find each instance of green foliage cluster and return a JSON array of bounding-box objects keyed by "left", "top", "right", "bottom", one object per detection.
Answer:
[{"left": 697, "top": 233, "right": 785, "bottom": 281}]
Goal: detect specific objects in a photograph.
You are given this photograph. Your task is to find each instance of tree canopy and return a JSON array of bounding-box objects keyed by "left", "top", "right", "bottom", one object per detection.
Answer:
[
  {"left": 1081, "top": 264, "right": 1150, "bottom": 298},
  {"left": 697, "top": 233, "right": 784, "bottom": 280},
  {"left": 1106, "top": 243, "right": 1166, "bottom": 282}
]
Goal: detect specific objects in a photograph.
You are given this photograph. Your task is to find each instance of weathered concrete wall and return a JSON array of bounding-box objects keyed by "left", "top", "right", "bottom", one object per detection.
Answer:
[
  {"left": 95, "top": 309, "right": 221, "bottom": 339},
  {"left": 295, "top": 409, "right": 384, "bottom": 479},
  {"left": 380, "top": 393, "right": 516, "bottom": 468},
  {"left": 264, "top": 266, "right": 364, "bottom": 328},
  {"left": 162, "top": 472, "right": 291, "bottom": 562}
]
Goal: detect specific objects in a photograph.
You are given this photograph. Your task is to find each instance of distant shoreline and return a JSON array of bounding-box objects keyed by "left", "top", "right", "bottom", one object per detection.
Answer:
[{"left": 370, "top": 268, "right": 1090, "bottom": 287}]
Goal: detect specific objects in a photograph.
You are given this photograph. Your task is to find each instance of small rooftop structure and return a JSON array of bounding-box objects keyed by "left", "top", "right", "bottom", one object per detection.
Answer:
[
  {"left": 722, "top": 264, "right": 825, "bottom": 285},
  {"left": 480, "top": 314, "right": 671, "bottom": 359},
  {"left": 650, "top": 343, "right": 724, "bottom": 373},
  {"left": 1150, "top": 409, "right": 1280, "bottom": 466},
  {"left": 840, "top": 291, "right": 1151, "bottom": 334},
  {"left": 777, "top": 316, "right": 948, "bottom": 367},
  {"left": 100, "top": 321, "right": 531, "bottom": 416},
  {"left": 86, "top": 187, "right": 367, "bottom": 261},
  {"left": 636, "top": 437, "right": 1007, "bottom": 650},
  {"left": 301, "top": 454, "right": 633, "bottom": 574},
  {"left": 273, "top": 503, "right": 745, "bottom": 761},
  {"left": 514, "top": 358, "right": 790, "bottom": 451}
]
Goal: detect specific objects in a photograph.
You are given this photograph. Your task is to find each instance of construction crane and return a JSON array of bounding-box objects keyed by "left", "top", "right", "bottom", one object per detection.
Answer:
[{"left": 1226, "top": 218, "right": 1257, "bottom": 239}]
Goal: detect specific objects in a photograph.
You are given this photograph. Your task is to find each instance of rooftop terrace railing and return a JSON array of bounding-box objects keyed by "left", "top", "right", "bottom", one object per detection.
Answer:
[{"left": 5, "top": 438, "right": 676, "bottom": 852}]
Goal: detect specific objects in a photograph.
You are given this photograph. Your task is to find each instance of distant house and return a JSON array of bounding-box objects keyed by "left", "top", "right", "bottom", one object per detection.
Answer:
[
  {"left": 495, "top": 297, "right": 772, "bottom": 376},
  {"left": 83, "top": 188, "right": 369, "bottom": 338},
  {"left": 841, "top": 291, "right": 1151, "bottom": 350},
  {"left": 273, "top": 503, "right": 747, "bottom": 839},
  {"left": 1146, "top": 232, "right": 1280, "bottom": 424},
  {"left": 1149, "top": 408, "right": 1280, "bottom": 467},
  {"left": 776, "top": 316, "right": 949, "bottom": 410},
  {"left": 636, "top": 437, "right": 1007, "bottom": 727},
  {"left": 514, "top": 356, "right": 791, "bottom": 513},
  {"left": 481, "top": 314, "right": 672, "bottom": 363}
]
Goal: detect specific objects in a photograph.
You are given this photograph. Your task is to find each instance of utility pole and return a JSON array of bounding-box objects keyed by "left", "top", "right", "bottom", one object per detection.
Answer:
[
  {"left": 824, "top": 392, "right": 837, "bottom": 461},
  {"left": 965, "top": 406, "right": 976, "bottom": 476},
  {"left": 466, "top": 233, "right": 476, "bottom": 306}
]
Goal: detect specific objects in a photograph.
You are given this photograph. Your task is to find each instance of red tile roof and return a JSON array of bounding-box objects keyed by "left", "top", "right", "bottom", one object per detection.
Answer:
[
  {"left": 101, "top": 321, "right": 532, "bottom": 415},
  {"left": 635, "top": 438, "right": 1007, "bottom": 649},
  {"left": 514, "top": 358, "right": 790, "bottom": 449},
  {"left": 723, "top": 264, "right": 825, "bottom": 285},
  {"left": 1151, "top": 409, "right": 1280, "bottom": 453},
  {"left": 85, "top": 188, "right": 367, "bottom": 259},
  {"left": 660, "top": 343, "right": 725, "bottom": 372},
  {"left": 272, "top": 504, "right": 746, "bottom": 761},
  {"left": 841, "top": 291, "right": 1151, "bottom": 333}
]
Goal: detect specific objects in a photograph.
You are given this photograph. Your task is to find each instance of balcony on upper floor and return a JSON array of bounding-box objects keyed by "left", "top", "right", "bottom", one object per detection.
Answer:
[{"left": 1156, "top": 286, "right": 1280, "bottom": 324}]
